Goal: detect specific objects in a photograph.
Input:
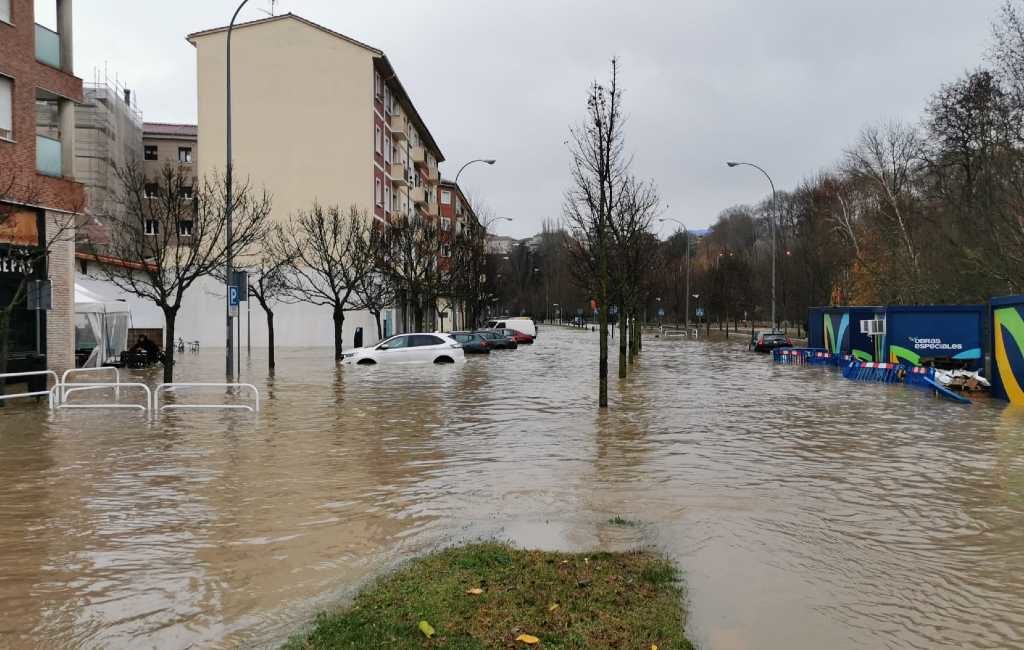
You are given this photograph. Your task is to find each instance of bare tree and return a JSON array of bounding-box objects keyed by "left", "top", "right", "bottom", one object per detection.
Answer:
[
  {"left": 564, "top": 58, "right": 628, "bottom": 408},
  {"left": 245, "top": 224, "right": 294, "bottom": 371},
  {"left": 277, "top": 204, "right": 374, "bottom": 360},
  {"left": 376, "top": 214, "right": 446, "bottom": 332},
  {"left": 82, "top": 163, "right": 271, "bottom": 382}
]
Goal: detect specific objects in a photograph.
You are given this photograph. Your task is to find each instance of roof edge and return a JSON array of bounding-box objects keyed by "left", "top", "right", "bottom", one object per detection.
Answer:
[{"left": 186, "top": 12, "right": 382, "bottom": 56}]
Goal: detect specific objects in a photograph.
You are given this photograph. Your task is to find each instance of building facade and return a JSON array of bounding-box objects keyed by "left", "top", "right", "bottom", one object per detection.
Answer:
[
  {"left": 0, "top": 0, "right": 83, "bottom": 375},
  {"left": 184, "top": 13, "right": 445, "bottom": 347}
]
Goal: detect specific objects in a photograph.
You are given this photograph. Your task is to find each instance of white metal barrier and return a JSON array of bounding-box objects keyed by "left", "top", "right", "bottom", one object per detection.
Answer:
[
  {"left": 61, "top": 367, "right": 120, "bottom": 401},
  {"left": 0, "top": 370, "right": 60, "bottom": 407},
  {"left": 154, "top": 383, "right": 260, "bottom": 413},
  {"left": 53, "top": 383, "right": 153, "bottom": 415}
]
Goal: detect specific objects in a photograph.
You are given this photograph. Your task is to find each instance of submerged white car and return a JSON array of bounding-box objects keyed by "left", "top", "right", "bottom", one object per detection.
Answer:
[{"left": 342, "top": 333, "right": 466, "bottom": 365}]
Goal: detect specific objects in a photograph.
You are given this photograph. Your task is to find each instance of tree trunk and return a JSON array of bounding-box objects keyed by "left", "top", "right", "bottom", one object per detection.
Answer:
[
  {"left": 163, "top": 307, "right": 178, "bottom": 384},
  {"left": 618, "top": 313, "right": 627, "bottom": 378},
  {"left": 267, "top": 308, "right": 275, "bottom": 370},
  {"left": 332, "top": 305, "right": 345, "bottom": 361},
  {"left": 373, "top": 310, "right": 383, "bottom": 341}
]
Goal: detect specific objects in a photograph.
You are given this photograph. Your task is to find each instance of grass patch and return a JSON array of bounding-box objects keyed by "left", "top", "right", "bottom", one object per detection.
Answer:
[
  {"left": 607, "top": 516, "right": 640, "bottom": 527},
  {"left": 284, "top": 543, "right": 693, "bottom": 649}
]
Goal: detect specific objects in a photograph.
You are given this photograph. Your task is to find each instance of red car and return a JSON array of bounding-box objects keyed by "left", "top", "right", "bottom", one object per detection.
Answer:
[{"left": 495, "top": 328, "right": 534, "bottom": 344}]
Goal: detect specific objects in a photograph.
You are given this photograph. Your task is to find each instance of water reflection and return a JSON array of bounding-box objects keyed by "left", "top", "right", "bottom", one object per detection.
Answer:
[{"left": 0, "top": 329, "right": 1022, "bottom": 648}]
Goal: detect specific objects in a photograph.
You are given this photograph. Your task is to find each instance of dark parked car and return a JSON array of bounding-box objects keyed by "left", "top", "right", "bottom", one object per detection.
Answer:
[
  {"left": 750, "top": 330, "right": 793, "bottom": 353},
  {"left": 450, "top": 331, "right": 492, "bottom": 354},
  {"left": 475, "top": 329, "right": 518, "bottom": 350}
]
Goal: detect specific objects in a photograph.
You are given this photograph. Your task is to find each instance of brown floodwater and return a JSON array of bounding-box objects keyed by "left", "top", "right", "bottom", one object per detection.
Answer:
[{"left": 0, "top": 327, "right": 1022, "bottom": 649}]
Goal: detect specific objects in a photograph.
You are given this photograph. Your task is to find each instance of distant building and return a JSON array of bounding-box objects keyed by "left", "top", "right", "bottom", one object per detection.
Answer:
[
  {"left": 486, "top": 234, "right": 517, "bottom": 255},
  {"left": 0, "top": 0, "right": 84, "bottom": 375}
]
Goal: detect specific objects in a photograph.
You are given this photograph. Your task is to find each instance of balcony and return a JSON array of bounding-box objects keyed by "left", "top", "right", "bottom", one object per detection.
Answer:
[
  {"left": 424, "top": 201, "right": 438, "bottom": 217},
  {"left": 35, "top": 24, "right": 61, "bottom": 68},
  {"left": 36, "top": 134, "right": 62, "bottom": 176},
  {"left": 389, "top": 163, "right": 408, "bottom": 186},
  {"left": 411, "top": 146, "right": 427, "bottom": 169},
  {"left": 389, "top": 114, "right": 408, "bottom": 140},
  {"left": 410, "top": 186, "right": 427, "bottom": 206},
  {"left": 426, "top": 167, "right": 439, "bottom": 184}
]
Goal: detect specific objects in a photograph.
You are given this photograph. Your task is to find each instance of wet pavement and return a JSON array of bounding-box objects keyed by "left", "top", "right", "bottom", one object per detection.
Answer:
[{"left": 1, "top": 327, "right": 1022, "bottom": 649}]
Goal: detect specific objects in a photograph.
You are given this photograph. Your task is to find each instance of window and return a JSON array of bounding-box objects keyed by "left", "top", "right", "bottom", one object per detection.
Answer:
[
  {"left": 0, "top": 76, "right": 11, "bottom": 141},
  {"left": 177, "top": 220, "right": 194, "bottom": 237},
  {"left": 411, "top": 335, "right": 443, "bottom": 347},
  {"left": 178, "top": 185, "right": 194, "bottom": 201},
  {"left": 441, "top": 244, "right": 451, "bottom": 258},
  {"left": 381, "top": 335, "right": 410, "bottom": 349},
  {"left": 144, "top": 182, "right": 159, "bottom": 199},
  {"left": 440, "top": 190, "right": 452, "bottom": 205},
  {"left": 441, "top": 217, "right": 452, "bottom": 231},
  {"left": 384, "top": 186, "right": 391, "bottom": 212},
  {"left": 375, "top": 178, "right": 383, "bottom": 206},
  {"left": 178, "top": 146, "right": 192, "bottom": 163},
  {"left": 374, "top": 71, "right": 383, "bottom": 98},
  {"left": 384, "top": 89, "right": 392, "bottom": 114},
  {"left": 144, "top": 144, "right": 158, "bottom": 160},
  {"left": 375, "top": 126, "right": 382, "bottom": 155},
  {"left": 384, "top": 135, "right": 391, "bottom": 163},
  {"left": 144, "top": 219, "right": 159, "bottom": 236},
  {"left": 0, "top": 0, "right": 10, "bottom": 24}
]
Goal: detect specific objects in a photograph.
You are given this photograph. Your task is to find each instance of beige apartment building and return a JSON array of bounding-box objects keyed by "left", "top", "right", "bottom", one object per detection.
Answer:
[{"left": 186, "top": 13, "right": 443, "bottom": 230}]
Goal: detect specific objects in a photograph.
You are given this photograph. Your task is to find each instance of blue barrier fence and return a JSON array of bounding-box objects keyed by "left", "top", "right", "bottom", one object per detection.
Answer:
[{"left": 773, "top": 348, "right": 851, "bottom": 366}]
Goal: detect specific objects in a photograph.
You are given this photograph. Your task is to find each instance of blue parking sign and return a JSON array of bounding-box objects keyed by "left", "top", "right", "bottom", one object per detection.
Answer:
[{"left": 229, "top": 285, "right": 240, "bottom": 307}]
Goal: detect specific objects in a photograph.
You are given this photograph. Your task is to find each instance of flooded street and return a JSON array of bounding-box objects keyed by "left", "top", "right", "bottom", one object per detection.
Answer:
[{"left": 1, "top": 326, "right": 1023, "bottom": 649}]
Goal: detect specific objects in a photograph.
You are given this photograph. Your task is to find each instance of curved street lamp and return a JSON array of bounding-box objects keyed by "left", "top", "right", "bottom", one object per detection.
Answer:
[
  {"left": 726, "top": 161, "right": 778, "bottom": 329},
  {"left": 658, "top": 217, "right": 693, "bottom": 329},
  {"left": 454, "top": 158, "right": 496, "bottom": 184},
  {"left": 225, "top": 0, "right": 250, "bottom": 379}
]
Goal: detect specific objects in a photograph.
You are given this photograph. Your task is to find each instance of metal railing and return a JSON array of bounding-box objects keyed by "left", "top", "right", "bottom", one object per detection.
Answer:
[
  {"left": 154, "top": 383, "right": 260, "bottom": 413},
  {"left": 54, "top": 383, "right": 153, "bottom": 415},
  {"left": 62, "top": 367, "right": 120, "bottom": 401},
  {"left": 0, "top": 370, "right": 60, "bottom": 407}
]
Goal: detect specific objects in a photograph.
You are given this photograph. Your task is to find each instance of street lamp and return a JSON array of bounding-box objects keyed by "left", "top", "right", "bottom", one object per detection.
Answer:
[
  {"left": 726, "top": 160, "right": 777, "bottom": 330},
  {"left": 454, "top": 158, "right": 496, "bottom": 184},
  {"left": 658, "top": 217, "right": 692, "bottom": 329},
  {"left": 225, "top": 0, "right": 250, "bottom": 379}
]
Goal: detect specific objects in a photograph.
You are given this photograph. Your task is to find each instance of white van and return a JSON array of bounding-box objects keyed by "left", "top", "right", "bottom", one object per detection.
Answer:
[{"left": 485, "top": 317, "right": 537, "bottom": 338}]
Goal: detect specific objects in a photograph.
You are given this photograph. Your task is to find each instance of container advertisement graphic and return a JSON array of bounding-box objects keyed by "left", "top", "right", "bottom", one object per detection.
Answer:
[
  {"left": 881, "top": 306, "right": 985, "bottom": 371},
  {"left": 991, "top": 297, "right": 1024, "bottom": 405}
]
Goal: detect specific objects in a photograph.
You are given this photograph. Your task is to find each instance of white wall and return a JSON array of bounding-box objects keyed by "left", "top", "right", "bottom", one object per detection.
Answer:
[{"left": 80, "top": 273, "right": 392, "bottom": 350}]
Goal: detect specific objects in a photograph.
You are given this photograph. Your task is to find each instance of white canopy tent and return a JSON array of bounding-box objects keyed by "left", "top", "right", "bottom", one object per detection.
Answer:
[{"left": 74, "top": 284, "right": 131, "bottom": 368}]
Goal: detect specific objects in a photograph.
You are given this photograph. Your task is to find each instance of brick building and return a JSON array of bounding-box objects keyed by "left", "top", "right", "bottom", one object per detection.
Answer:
[{"left": 0, "top": 0, "right": 83, "bottom": 375}]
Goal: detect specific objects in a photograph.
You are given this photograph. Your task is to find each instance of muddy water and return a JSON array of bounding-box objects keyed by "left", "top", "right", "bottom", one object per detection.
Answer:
[{"left": 0, "top": 328, "right": 1022, "bottom": 649}]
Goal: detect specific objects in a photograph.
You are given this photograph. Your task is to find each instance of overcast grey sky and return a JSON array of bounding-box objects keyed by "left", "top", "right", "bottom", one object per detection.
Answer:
[{"left": 74, "top": 1, "right": 1002, "bottom": 238}]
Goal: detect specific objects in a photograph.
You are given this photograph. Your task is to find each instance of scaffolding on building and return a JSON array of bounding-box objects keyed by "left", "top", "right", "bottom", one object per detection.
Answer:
[{"left": 74, "top": 68, "right": 144, "bottom": 233}]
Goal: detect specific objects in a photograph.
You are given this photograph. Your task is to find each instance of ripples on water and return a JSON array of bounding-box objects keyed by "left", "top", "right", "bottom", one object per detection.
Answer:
[{"left": 1, "top": 328, "right": 1022, "bottom": 649}]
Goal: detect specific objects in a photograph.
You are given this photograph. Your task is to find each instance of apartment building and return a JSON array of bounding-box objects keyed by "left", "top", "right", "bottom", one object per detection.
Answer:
[
  {"left": 183, "top": 13, "right": 444, "bottom": 345},
  {"left": 141, "top": 122, "right": 198, "bottom": 237},
  {"left": 0, "top": 0, "right": 83, "bottom": 375},
  {"left": 187, "top": 13, "right": 443, "bottom": 230}
]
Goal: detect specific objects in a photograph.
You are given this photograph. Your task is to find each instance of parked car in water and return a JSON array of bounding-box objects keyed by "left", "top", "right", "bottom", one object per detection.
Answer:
[
  {"left": 474, "top": 329, "right": 518, "bottom": 350},
  {"left": 450, "top": 331, "right": 492, "bottom": 354},
  {"left": 485, "top": 317, "right": 537, "bottom": 338},
  {"left": 493, "top": 327, "right": 534, "bottom": 345},
  {"left": 749, "top": 330, "right": 793, "bottom": 353},
  {"left": 343, "top": 333, "right": 466, "bottom": 365}
]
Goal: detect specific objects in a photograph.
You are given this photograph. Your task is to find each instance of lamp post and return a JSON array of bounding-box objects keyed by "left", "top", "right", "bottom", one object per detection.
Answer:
[
  {"left": 454, "top": 158, "right": 496, "bottom": 184},
  {"left": 727, "top": 161, "right": 777, "bottom": 330},
  {"left": 658, "top": 217, "right": 692, "bottom": 329},
  {"left": 225, "top": 0, "right": 250, "bottom": 379}
]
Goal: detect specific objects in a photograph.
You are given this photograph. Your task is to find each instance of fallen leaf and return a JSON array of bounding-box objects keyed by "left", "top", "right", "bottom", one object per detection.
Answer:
[
  {"left": 418, "top": 620, "right": 435, "bottom": 638},
  {"left": 516, "top": 633, "right": 540, "bottom": 645},
  {"left": 651, "top": 645, "right": 659, "bottom": 650},
  {"left": 466, "top": 587, "right": 484, "bottom": 595},
  {"left": 548, "top": 603, "right": 559, "bottom": 612}
]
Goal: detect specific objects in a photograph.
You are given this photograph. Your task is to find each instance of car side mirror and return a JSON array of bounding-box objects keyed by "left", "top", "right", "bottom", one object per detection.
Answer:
[{"left": 378, "top": 344, "right": 390, "bottom": 350}]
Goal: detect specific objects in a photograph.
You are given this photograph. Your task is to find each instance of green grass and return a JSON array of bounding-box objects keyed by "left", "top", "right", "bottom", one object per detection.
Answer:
[
  {"left": 607, "top": 516, "right": 640, "bottom": 527},
  {"left": 284, "top": 543, "right": 693, "bottom": 649}
]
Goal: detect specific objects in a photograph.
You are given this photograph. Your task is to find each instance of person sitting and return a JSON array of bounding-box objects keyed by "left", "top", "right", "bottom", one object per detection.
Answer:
[{"left": 129, "top": 335, "right": 165, "bottom": 365}]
